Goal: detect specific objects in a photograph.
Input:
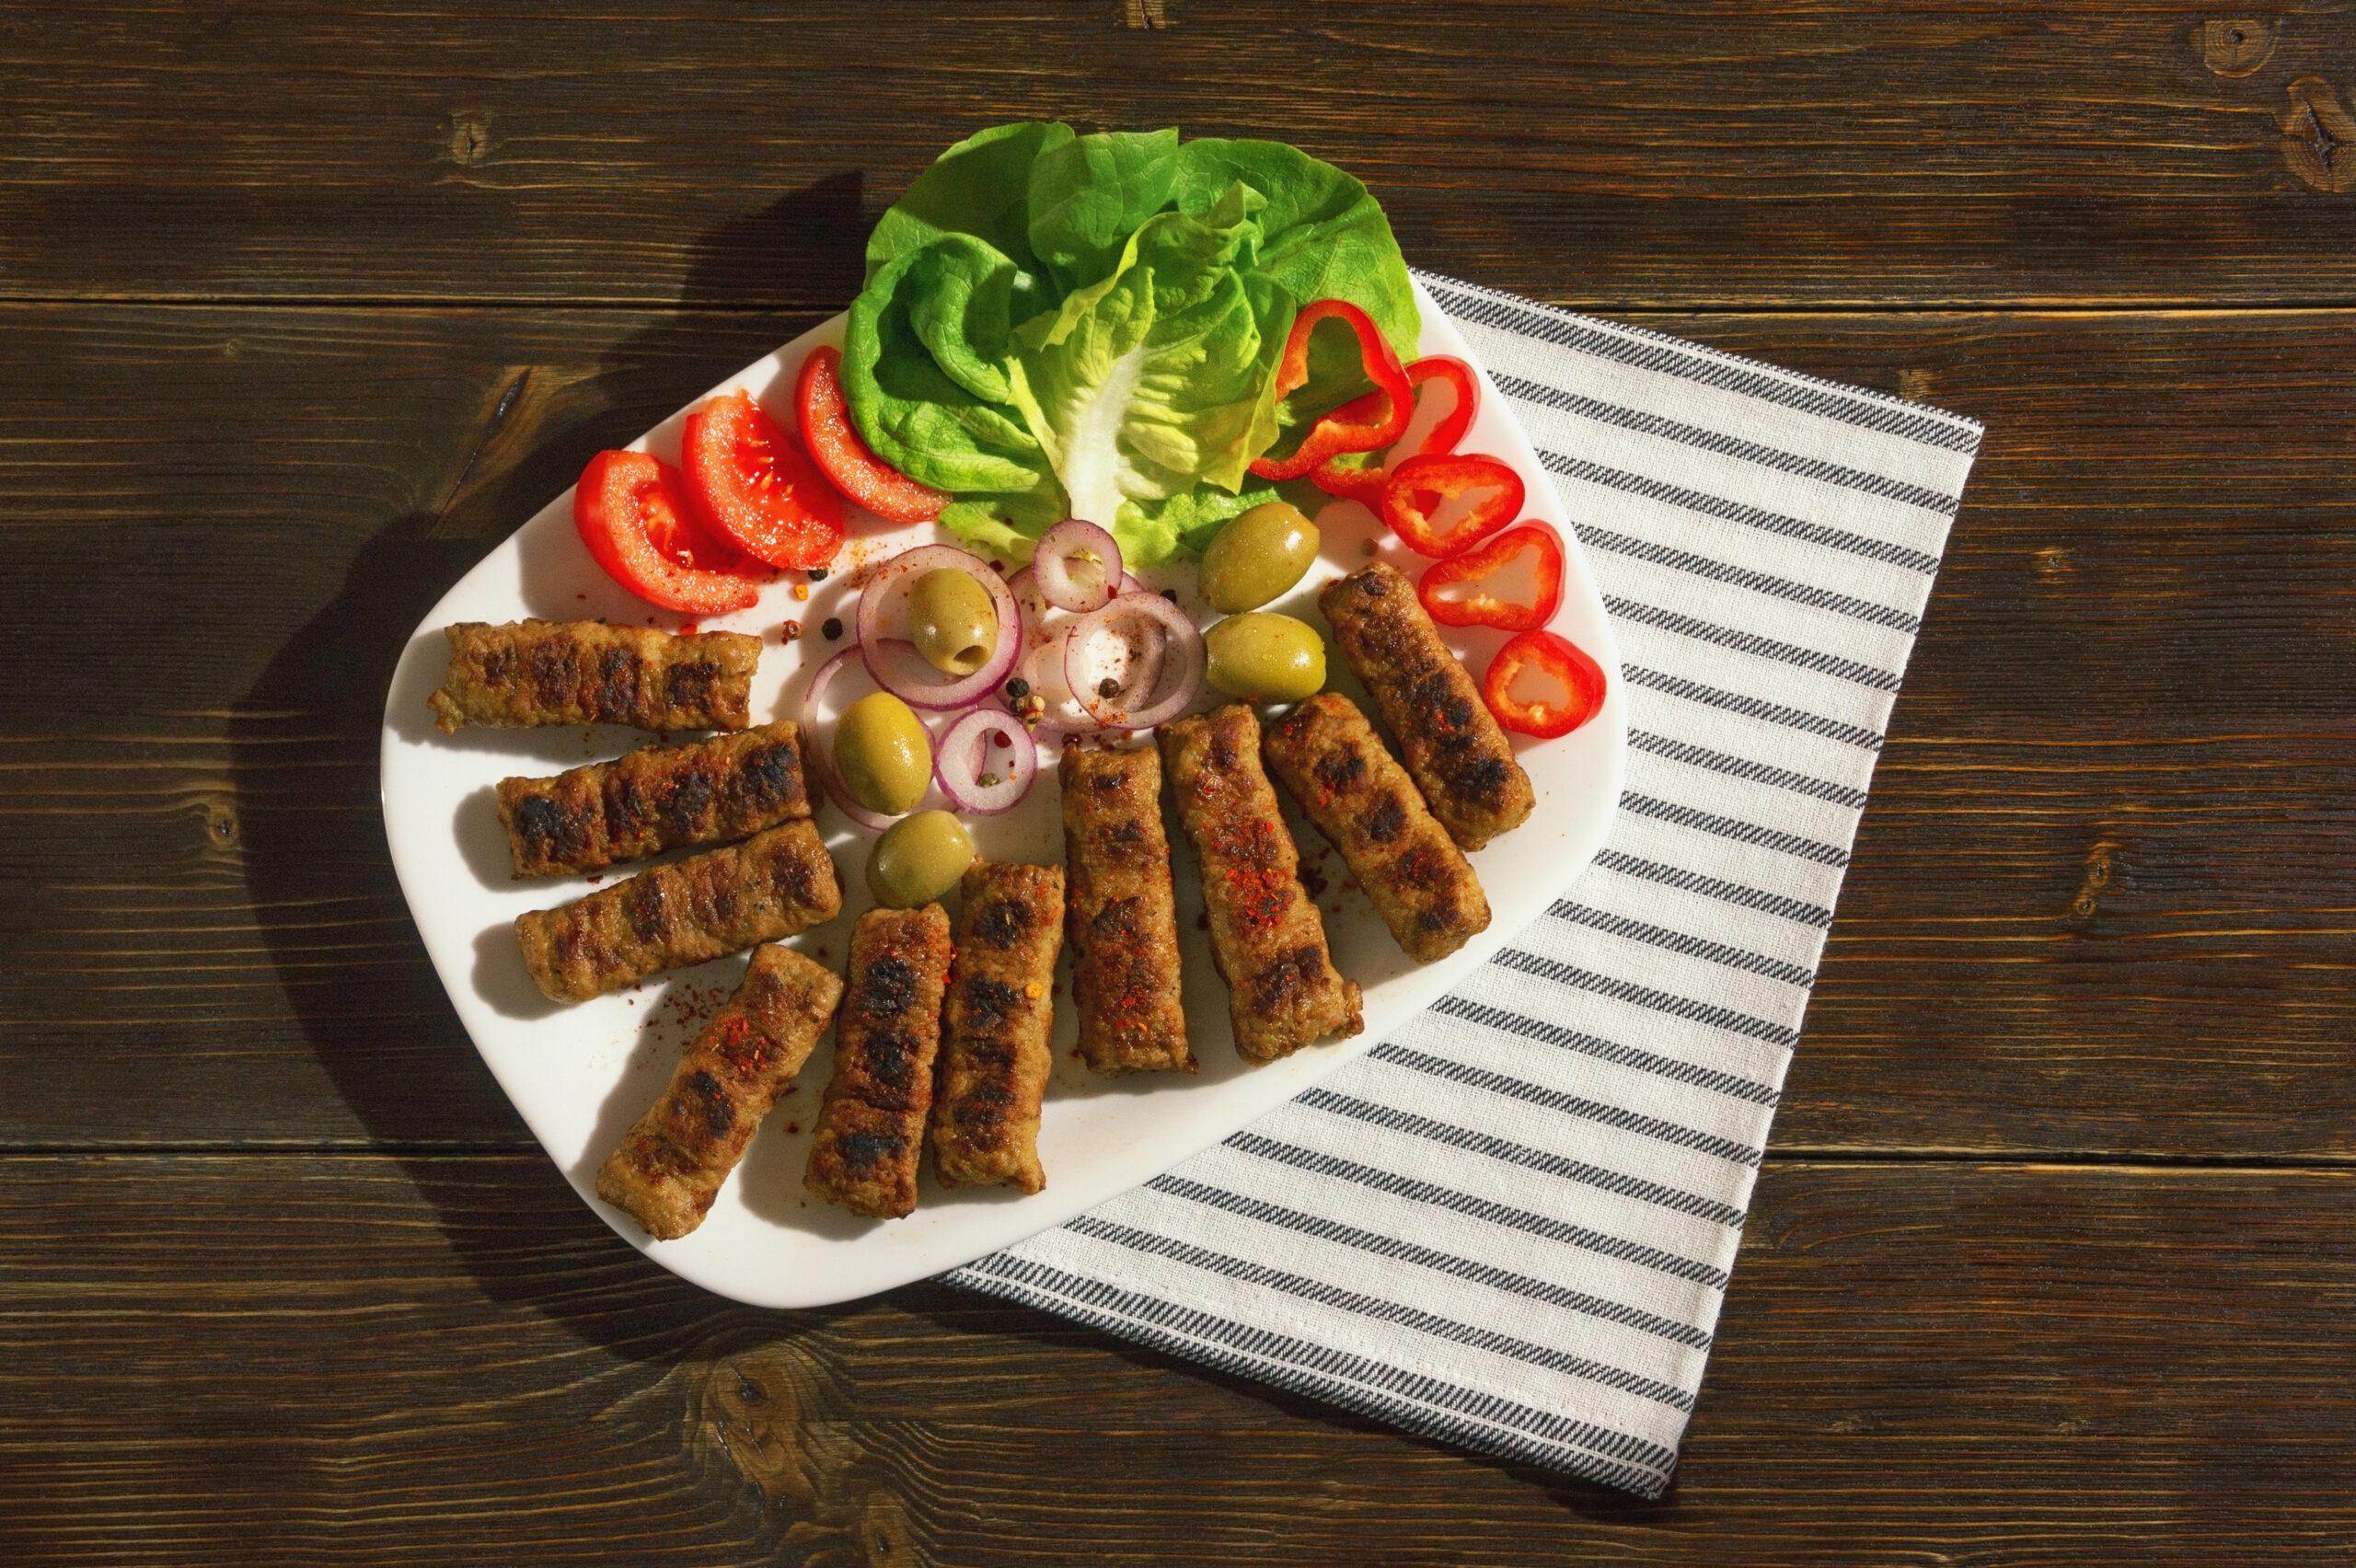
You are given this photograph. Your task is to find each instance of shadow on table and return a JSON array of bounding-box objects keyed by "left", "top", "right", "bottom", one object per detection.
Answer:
[{"left": 223, "top": 171, "right": 872, "bottom": 1337}]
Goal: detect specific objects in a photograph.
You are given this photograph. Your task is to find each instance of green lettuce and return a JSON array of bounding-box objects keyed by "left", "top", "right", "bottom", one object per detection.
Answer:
[{"left": 842, "top": 122, "right": 1417, "bottom": 565}]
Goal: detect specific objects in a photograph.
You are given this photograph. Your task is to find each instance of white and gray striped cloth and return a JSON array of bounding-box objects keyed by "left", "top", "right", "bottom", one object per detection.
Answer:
[{"left": 947, "top": 272, "right": 1983, "bottom": 1498}]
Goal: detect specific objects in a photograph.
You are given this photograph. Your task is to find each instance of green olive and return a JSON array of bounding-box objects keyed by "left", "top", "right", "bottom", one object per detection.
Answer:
[
  {"left": 907, "top": 568, "right": 1000, "bottom": 676},
  {"left": 866, "top": 810, "right": 975, "bottom": 909},
  {"left": 834, "top": 691, "right": 931, "bottom": 815},
  {"left": 1205, "top": 613, "right": 1327, "bottom": 703},
  {"left": 1199, "top": 502, "right": 1320, "bottom": 614}
]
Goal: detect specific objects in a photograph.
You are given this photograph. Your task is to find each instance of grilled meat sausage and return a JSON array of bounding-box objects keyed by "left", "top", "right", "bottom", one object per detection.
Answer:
[
  {"left": 595, "top": 944, "right": 843, "bottom": 1240},
  {"left": 496, "top": 721, "right": 811, "bottom": 878},
  {"left": 514, "top": 819, "right": 841, "bottom": 1003},
  {"left": 1160, "top": 704, "right": 1361, "bottom": 1061},
  {"left": 430, "top": 619, "right": 758, "bottom": 733},
  {"left": 930, "top": 861, "right": 1066, "bottom": 1193},
  {"left": 1059, "top": 744, "right": 1193, "bottom": 1075},
  {"left": 1264, "top": 693, "right": 1491, "bottom": 963},
  {"left": 1319, "top": 563, "right": 1534, "bottom": 849},
  {"left": 803, "top": 905, "right": 954, "bottom": 1220}
]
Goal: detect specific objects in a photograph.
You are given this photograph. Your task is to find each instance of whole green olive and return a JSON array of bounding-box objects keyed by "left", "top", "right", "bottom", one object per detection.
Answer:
[
  {"left": 866, "top": 810, "right": 975, "bottom": 909},
  {"left": 1199, "top": 502, "right": 1320, "bottom": 615},
  {"left": 907, "top": 568, "right": 1000, "bottom": 676},
  {"left": 1204, "top": 613, "right": 1327, "bottom": 703},
  {"left": 834, "top": 690, "right": 931, "bottom": 815}
]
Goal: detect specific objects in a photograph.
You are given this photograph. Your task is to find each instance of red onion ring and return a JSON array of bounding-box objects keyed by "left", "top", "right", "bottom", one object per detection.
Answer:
[
  {"left": 934, "top": 709, "right": 1038, "bottom": 815},
  {"left": 1067, "top": 591, "right": 1206, "bottom": 731},
  {"left": 854, "top": 544, "right": 1022, "bottom": 709},
  {"left": 1034, "top": 518, "right": 1123, "bottom": 614},
  {"left": 798, "top": 646, "right": 903, "bottom": 833}
]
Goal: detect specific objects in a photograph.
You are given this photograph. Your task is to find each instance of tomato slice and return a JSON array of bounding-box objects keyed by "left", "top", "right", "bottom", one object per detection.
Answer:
[
  {"left": 1481, "top": 628, "right": 1606, "bottom": 739},
  {"left": 573, "top": 450, "right": 763, "bottom": 615},
  {"left": 794, "top": 347, "right": 949, "bottom": 524},
  {"left": 1417, "top": 523, "right": 1565, "bottom": 632},
  {"left": 682, "top": 390, "right": 846, "bottom": 570},
  {"left": 1380, "top": 452, "right": 1525, "bottom": 559}
]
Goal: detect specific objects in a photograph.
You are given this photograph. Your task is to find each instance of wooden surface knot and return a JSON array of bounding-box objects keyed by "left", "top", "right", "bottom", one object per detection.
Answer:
[
  {"left": 2281, "top": 77, "right": 2356, "bottom": 192},
  {"left": 2072, "top": 840, "right": 2118, "bottom": 920},
  {"left": 2201, "top": 18, "right": 2278, "bottom": 77},
  {"left": 676, "top": 1332, "right": 932, "bottom": 1565},
  {"left": 445, "top": 109, "right": 492, "bottom": 167},
  {"left": 1896, "top": 368, "right": 1937, "bottom": 404},
  {"left": 1122, "top": 0, "right": 1168, "bottom": 28}
]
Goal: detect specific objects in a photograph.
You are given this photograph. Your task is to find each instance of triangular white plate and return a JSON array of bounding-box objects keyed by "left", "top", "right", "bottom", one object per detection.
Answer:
[{"left": 380, "top": 276, "right": 1625, "bottom": 1308}]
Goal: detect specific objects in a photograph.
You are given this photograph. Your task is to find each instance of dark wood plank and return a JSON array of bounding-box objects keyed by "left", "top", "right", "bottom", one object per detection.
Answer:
[
  {"left": 2, "top": 1152, "right": 2350, "bottom": 1564},
  {"left": 6, "top": 3, "right": 2356, "bottom": 307},
  {"left": 1, "top": 305, "right": 2350, "bottom": 1158}
]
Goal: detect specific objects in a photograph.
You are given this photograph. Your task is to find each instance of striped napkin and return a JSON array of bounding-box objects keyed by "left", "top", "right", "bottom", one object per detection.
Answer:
[{"left": 947, "top": 271, "right": 1984, "bottom": 1498}]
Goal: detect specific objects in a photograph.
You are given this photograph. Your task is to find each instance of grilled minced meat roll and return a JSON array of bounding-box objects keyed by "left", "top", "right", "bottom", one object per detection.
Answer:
[
  {"left": 804, "top": 905, "right": 953, "bottom": 1220},
  {"left": 595, "top": 944, "right": 842, "bottom": 1240},
  {"left": 1319, "top": 563, "right": 1534, "bottom": 850},
  {"left": 496, "top": 721, "right": 811, "bottom": 878},
  {"left": 1160, "top": 704, "right": 1361, "bottom": 1062},
  {"left": 930, "top": 861, "right": 1066, "bottom": 1193},
  {"left": 1265, "top": 693, "right": 1491, "bottom": 963},
  {"left": 430, "top": 619, "right": 759, "bottom": 733},
  {"left": 514, "top": 819, "right": 841, "bottom": 1003},
  {"left": 1059, "top": 744, "right": 1193, "bottom": 1075}
]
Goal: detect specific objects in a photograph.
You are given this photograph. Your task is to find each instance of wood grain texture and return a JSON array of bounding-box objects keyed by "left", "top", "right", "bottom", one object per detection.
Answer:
[
  {"left": 0, "top": 1153, "right": 2349, "bottom": 1565},
  {"left": 5, "top": 3, "right": 2356, "bottom": 307},
  {"left": 0, "top": 305, "right": 2349, "bottom": 1157}
]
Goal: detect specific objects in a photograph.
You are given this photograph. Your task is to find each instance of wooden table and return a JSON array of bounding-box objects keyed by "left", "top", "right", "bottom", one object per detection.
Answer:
[{"left": 5, "top": 5, "right": 2351, "bottom": 1562}]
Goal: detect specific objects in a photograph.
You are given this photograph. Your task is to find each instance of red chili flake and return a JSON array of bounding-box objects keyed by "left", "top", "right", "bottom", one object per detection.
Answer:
[
  {"left": 680, "top": 621, "right": 699, "bottom": 635},
  {"left": 1299, "top": 868, "right": 1329, "bottom": 899},
  {"left": 1195, "top": 911, "right": 1210, "bottom": 931},
  {"left": 783, "top": 1122, "right": 800, "bottom": 1136},
  {"left": 586, "top": 874, "right": 604, "bottom": 885},
  {"left": 576, "top": 593, "right": 588, "bottom": 601}
]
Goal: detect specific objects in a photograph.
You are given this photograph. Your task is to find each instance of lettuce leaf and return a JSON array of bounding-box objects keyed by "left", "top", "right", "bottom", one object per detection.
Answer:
[{"left": 843, "top": 122, "right": 1418, "bottom": 565}]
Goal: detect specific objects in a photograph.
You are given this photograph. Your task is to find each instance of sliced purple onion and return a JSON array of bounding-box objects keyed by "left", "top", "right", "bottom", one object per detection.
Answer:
[
  {"left": 798, "top": 646, "right": 901, "bottom": 831},
  {"left": 854, "top": 543, "right": 1022, "bottom": 709},
  {"left": 1034, "top": 518, "right": 1122, "bottom": 614},
  {"left": 935, "top": 709, "right": 1038, "bottom": 815},
  {"left": 1067, "top": 591, "right": 1206, "bottom": 732}
]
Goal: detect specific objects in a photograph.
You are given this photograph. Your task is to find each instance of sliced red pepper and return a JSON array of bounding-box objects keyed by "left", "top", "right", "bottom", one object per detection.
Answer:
[
  {"left": 1482, "top": 628, "right": 1606, "bottom": 740},
  {"left": 794, "top": 345, "right": 950, "bottom": 525},
  {"left": 1380, "top": 452, "right": 1525, "bottom": 559},
  {"left": 1246, "top": 299, "right": 1413, "bottom": 482},
  {"left": 1417, "top": 523, "right": 1565, "bottom": 633},
  {"left": 1311, "top": 355, "right": 1482, "bottom": 504}
]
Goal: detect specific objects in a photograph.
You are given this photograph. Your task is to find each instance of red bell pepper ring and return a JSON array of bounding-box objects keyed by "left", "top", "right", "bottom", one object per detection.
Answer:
[
  {"left": 1417, "top": 523, "right": 1565, "bottom": 633},
  {"left": 1380, "top": 451, "right": 1525, "bottom": 559},
  {"left": 1482, "top": 628, "right": 1606, "bottom": 740},
  {"left": 1246, "top": 299, "right": 1413, "bottom": 482},
  {"left": 1311, "top": 355, "right": 1482, "bottom": 504}
]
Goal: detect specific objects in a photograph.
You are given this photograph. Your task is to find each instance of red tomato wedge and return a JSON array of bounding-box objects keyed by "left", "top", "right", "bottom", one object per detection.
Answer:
[
  {"left": 1417, "top": 523, "right": 1565, "bottom": 633},
  {"left": 573, "top": 450, "right": 763, "bottom": 616},
  {"left": 682, "top": 390, "right": 846, "bottom": 570},
  {"left": 1380, "top": 452, "right": 1525, "bottom": 559},
  {"left": 1311, "top": 356, "right": 1483, "bottom": 504},
  {"left": 1482, "top": 628, "right": 1607, "bottom": 740},
  {"left": 794, "top": 347, "right": 949, "bottom": 524}
]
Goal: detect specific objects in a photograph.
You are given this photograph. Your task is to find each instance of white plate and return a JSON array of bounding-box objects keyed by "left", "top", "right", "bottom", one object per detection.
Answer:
[{"left": 379, "top": 276, "right": 1626, "bottom": 1309}]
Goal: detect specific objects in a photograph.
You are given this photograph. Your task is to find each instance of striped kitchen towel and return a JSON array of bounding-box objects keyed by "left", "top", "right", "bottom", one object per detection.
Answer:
[{"left": 947, "top": 271, "right": 1984, "bottom": 1498}]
